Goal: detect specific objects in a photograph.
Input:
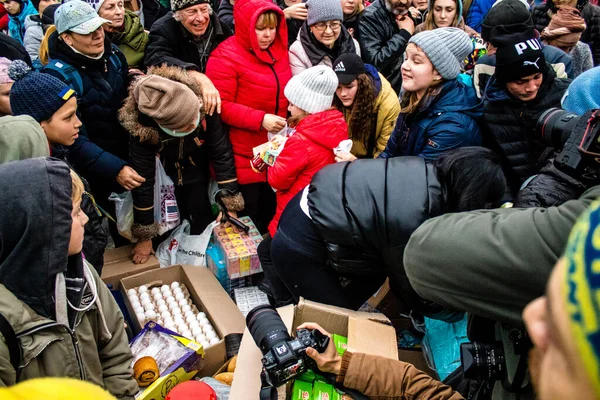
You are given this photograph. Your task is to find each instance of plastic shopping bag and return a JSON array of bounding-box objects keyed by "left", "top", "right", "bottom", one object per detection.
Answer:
[
  {"left": 156, "top": 219, "right": 218, "bottom": 267},
  {"left": 154, "top": 157, "right": 180, "bottom": 235},
  {"left": 109, "top": 191, "right": 134, "bottom": 241}
]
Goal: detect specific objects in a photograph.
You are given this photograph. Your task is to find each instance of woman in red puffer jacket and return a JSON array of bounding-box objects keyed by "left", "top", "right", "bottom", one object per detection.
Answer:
[
  {"left": 206, "top": 0, "right": 291, "bottom": 233},
  {"left": 258, "top": 65, "right": 347, "bottom": 305}
]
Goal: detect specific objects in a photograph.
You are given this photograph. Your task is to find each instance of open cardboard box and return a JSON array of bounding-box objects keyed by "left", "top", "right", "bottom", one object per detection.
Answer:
[
  {"left": 230, "top": 298, "right": 399, "bottom": 399},
  {"left": 120, "top": 265, "right": 246, "bottom": 376},
  {"left": 101, "top": 245, "right": 160, "bottom": 289}
]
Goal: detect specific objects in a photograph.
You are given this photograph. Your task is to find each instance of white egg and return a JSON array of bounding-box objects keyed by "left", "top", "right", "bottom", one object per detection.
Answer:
[
  {"left": 184, "top": 310, "right": 194, "bottom": 319},
  {"left": 153, "top": 293, "right": 163, "bottom": 302},
  {"left": 186, "top": 315, "right": 197, "bottom": 326},
  {"left": 164, "top": 319, "right": 174, "bottom": 327},
  {"left": 182, "top": 329, "right": 192, "bottom": 338},
  {"left": 206, "top": 330, "right": 217, "bottom": 339},
  {"left": 177, "top": 323, "right": 189, "bottom": 333},
  {"left": 128, "top": 294, "right": 139, "bottom": 304},
  {"left": 158, "top": 305, "right": 169, "bottom": 313},
  {"left": 172, "top": 287, "right": 183, "bottom": 295},
  {"left": 201, "top": 340, "right": 210, "bottom": 349},
  {"left": 157, "top": 319, "right": 163, "bottom": 326},
  {"left": 145, "top": 310, "right": 157, "bottom": 320},
  {"left": 165, "top": 322, "right": 176, "bottom": 331},
  {"left": 144, "top": 303, "right": 155, "bottom": 312},
  {"left": 127, "top": 289, "right": 137, "bottom": 297},
  {"left": 160, "top": 284, "right": 171, "bottom": 293},
  {"left": 198, "top": 317, "right": 209, "bottom": 326},
  {"left": 171, "top": 308, "right": 182, "bottom": 316},
  {"left": 168, "top": 302, "right": 179, "bottom": 311},
  {"left": 191, "top": 326, "right": 203, "bottom": 336},
  {"left": 138, "top": 285, "right": 148, "bottom": 294},
  {"left": 209, "top": 337, "right": 219, "bottom": 345},
  {"left": 156, "top": 299, "right": 166, "bottom": 307},
  {"left": 182, "top": 305, "right": 192, "bottom": 314},
  {"left": 175, "top": 292, "right": 185, "bottom": 301},
  {"left": 139, "top": 292, "right": 150, "bottom": 301},
  {"left": 173, "top": 316, "right": 185, "bottom": 325},
  {"left": 151, "top": 287, "right": 161, "bottom": 295},
  {"left": 196, "top": 312, "right": 206, "bottom": 320},
  {"left": 195, "top": 333, "right": 206, "bottom": 342},
  {"left": 166, "top": 296, "right": 176, "bottom": 304},
  {"left": 133, "top": 305, "right": 144, "bottom": 315},
  {"left": 136, "top": 312, "right": 146, "bottom": 323},
  {"left": 202, "top": 324, "right": 214, "bottom": 334},
  {"left": 140, "top": 298, "right": 152, "bottom": 307},
  {"left": 171, "top": 282, "right": 180, "bottom": 289},
  {"left": 178, "top": 298, "right": 188, "bottom": 307},
  {"left": 130, "top": 300, "right": 141, "bottom": 310},
  {"left": 161, "top": 310, "right": 171, "bottom": 319}
]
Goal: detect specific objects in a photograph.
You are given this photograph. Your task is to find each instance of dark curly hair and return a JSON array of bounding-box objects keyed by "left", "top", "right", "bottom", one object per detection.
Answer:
[{"left": 333, "top": 74, "right": 377, "bottom": 154}]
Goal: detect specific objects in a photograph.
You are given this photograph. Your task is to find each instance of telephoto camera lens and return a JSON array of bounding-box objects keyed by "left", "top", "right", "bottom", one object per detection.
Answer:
[
  {"left": 246, "top": 304, "right": 291, "bottom": 354},
  {"left": 536, "top": 108, "right": 581, "bottom": 148}
]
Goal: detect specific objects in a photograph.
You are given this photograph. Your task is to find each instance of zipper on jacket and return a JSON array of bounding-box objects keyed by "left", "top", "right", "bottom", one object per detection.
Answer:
[
  {"left": 266, "top": 49, "right": 280, "bottom": 116},
  {"left": 17, "top": 321, "right": 87, "bottom": 380}
]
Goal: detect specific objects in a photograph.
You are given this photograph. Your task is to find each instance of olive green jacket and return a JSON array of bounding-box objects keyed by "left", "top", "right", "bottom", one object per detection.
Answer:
[
  {"left": 113, "top": 11, "right": 149, "bottom": 70},
  {"left": 0, "top": 262, "right": 138, "bottom": 399}
]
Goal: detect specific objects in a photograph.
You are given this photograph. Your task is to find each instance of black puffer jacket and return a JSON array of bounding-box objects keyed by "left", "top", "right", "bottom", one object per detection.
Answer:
[
  {"left": 218, "top": 0, "right": 234, "bottom": 32},
  {"left": 532, "top": 0, "right": 600, "bottom": 66},
  {"left": 145, "top": 12, "right": 232, "bottom": 72},
  {"left": 482, "top": 68, "right": 571, "bottom": 191},
  {"left": 358, "top": 0, "right": 411, "bottom": 94},
  {"left": 46, "top": 32, "right": 129, "bottom": 161},
  {"left": 307, "top": 156, "right": 446, "bottom": 315},
  {"left": 119, "top": 65, "right": 242, "bottom": 241}
]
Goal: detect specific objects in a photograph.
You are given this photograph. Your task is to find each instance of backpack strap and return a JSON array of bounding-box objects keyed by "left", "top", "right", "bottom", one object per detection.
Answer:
[
  {"left": 42, "top": 59, "right": 85, "bottom": 98},
  {"left": 109, "top": 44, "right": 124, "bottom": 72},
  {"left": 0, "top": 312, "right": 21, "bottom": 372}
]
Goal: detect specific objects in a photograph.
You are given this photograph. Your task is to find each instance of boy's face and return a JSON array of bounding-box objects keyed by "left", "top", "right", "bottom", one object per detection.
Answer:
[
  {"left": 0, "top": 82, "right": 12, "bottom": 116},
  {"left": 68, "top": 199, "right": 89, "bottom": 256},
  {"left": 40, "top": 97, "right": 82, "bottom": 146}
]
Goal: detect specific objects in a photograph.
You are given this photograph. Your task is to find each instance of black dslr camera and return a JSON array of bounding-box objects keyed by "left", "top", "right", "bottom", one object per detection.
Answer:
[
  {"left": 246, "top": 305, "right": 330, "bottom": 395},
  {"left": 537, "top": 108, "right": 600, "bottom": 182}
]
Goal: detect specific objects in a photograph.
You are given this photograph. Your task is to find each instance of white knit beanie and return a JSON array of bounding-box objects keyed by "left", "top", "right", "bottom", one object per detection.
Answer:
[{"left": 284, "top": 66, "right": 339, "bottom": 114}]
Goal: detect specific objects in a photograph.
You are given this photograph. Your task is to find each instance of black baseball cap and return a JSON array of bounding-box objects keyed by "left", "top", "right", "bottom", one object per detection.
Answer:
[{"left": 333, "top": 53, "right": 365, "bottom": 85}]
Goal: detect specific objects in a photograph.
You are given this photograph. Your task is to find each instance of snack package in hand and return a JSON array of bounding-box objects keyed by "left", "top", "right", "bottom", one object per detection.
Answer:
[{"left": 334, "top": 139, "right": 353, "bottom": 155}]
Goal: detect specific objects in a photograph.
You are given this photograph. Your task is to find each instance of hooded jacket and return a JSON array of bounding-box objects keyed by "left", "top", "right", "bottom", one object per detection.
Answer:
[
  {"left": 289, "top": 22, "right": 361, "bottom": 75},
  {"left": 0, "top": 158, "right": 137, "bottom": 398},
  {"left": 218, "top": 0, "right": 234, "bottom": 32},
  {"left": 358, "top": 0, "right": 411, "bottom": 94},
  {"left": 111, "top": 11, "right": 148, "bottom": 70},
  {"left": 45, "top": 31, "right": 130, "bottom": 161},
  {"left": 23, "top": 14, "right": 42, "bottom": 61},
  {"left": 0, "top": 32, "right": 32, "bottom": 66},
  {"left": 206, "top": 0, "right": 292, "bottom": 185},
  {"left": 7, "top": 0, "right": 37, "bottom": 45},
  {"left": 145, "top": 11, "right": 232, "bottom": 72},
  {"left": 482, "top": 67, "right": 571, "bottom": 191},
  {"left": 533, "top": 0, "right": 600, "bottom": 65},
  {"left": 339, "top": 64, "right": 399, "bottom": 158},
  {"left": 307, "top": 156, "right": 448, "bottom": 315},
  {"left": 379, "top": 79, "right": 483, "bottom": 160},
  {"left": 465, "top": 0, "right": 496, "bottom": 33},
  {"left": 267, "top": 108, "right": 348, "bottom": 237},
  {"left": 120, "top": 65, "right": 242, "bottom": 241},
  {"left": 0, "top": 115, "right": 49, "bottom": 163}
]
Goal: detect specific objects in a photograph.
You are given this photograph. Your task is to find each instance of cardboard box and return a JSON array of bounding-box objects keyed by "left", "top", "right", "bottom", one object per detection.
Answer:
[
  {"left": 229, "top": 298, "right": 398, "bottom": 399},
  {"left": 120, "top": 265, "right": 246, "bottom": 376},
  {"left": 131, "top": 322, "right": 205, "bottom": 400},
  {"left": 101, "top": 245, "right": 160, "bottom": 289}
]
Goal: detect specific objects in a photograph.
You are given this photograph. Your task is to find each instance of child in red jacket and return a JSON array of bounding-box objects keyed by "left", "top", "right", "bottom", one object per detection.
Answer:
[
  {"left": 258, "top": 65, "right": 348, "bottom": 305},
  {"left": 268, "top": 65, "right": 349, "bottom": 237}
]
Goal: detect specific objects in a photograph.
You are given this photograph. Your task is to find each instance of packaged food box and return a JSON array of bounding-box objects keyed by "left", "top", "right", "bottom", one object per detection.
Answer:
[
  {"left": 213, "top": 216, "right": 263, "bottom": 279},
  {"left": 312, "top": 381, "right": 332, "bottom": 400},
  {"left": 206, "top": 242, "right": 253, "bottom": 298},
  {"left": 234, "top": 286, "right": 270, "bottom": 317},
  {"left": 333, "top": 334, "right": 348, "bottom": 357},
  {"left": 291, "top": 380, "right": 313, "bottom": 400}
]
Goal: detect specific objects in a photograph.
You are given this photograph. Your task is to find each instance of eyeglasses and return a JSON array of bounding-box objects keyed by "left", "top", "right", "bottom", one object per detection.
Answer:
[{"left": 312, "top": 21, "right": 342, "bottom": 32}]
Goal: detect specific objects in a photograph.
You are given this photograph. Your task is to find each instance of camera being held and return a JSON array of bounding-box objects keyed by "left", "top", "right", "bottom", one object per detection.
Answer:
[
  {"left": 536, "top": 108, "right": 600, "bottom": 182},
  {"left": 246, "top": 305, "right": 330, "bottom": 390}
]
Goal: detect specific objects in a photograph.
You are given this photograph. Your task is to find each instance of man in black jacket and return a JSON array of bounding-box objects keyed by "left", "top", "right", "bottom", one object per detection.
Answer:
[
  {"left": 145, "top": 0, "right": 231, "bottom": 116},
  {"left": 358, "top": 0, "right": 414, "bottom": 94}
]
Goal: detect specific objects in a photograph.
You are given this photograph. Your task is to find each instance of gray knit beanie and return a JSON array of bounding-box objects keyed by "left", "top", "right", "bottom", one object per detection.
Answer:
[
  {"left": 409, "top": 28, "right": 474, "bottom": 80},
  {"left": 284, "top": 65, "right": 339, "bottom": 114},
  {"left": 306, "top": 0, "right": 343, "bottom": 26}
]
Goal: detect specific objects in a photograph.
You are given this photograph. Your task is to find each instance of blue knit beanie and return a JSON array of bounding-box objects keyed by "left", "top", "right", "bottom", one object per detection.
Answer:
[
  {"left": 8, "top": 60, "right": 76, "bottom": 123},
  {"left": 562, "top": 66, "right": 600, "bottom": 116}
]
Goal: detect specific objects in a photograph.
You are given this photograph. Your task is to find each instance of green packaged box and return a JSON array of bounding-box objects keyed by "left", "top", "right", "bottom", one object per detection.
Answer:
[
  {"left": 313, "top": 381, "right": 333, "bottom": 400},
  {"left": 333, "top": 334, "right": 348, "bottom": 356},
  {"left": 297, "top": 369, "right": 327, "bottom": 383},
  {"left": 291, "top": 380, "right": 313, "bottom": 400}
]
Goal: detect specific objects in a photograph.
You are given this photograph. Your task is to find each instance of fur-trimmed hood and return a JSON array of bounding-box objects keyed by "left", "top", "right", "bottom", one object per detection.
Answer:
[{"left": 119, "top": 65, "right": 206, "bottom": 145}]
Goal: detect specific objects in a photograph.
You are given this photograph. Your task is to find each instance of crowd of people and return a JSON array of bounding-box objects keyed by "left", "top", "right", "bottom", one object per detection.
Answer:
[{"left": 0, "top": 0, "right": 600, "bottom": 397}]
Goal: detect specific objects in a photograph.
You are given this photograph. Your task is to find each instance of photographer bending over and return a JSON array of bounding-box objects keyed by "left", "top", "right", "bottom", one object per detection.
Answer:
[{"left": 302, "top": 200, "right": 600, "bottom": 400}]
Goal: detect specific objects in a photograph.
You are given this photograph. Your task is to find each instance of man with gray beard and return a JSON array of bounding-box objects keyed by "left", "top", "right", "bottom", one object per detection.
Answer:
[{"left": 358, "top": 0, "right": 414, "bottom": 94}]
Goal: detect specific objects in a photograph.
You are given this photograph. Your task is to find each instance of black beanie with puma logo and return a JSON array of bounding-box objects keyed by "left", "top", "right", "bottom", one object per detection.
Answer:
[{"left": 496, "top": 36, "right": 547, "bottom": 84}]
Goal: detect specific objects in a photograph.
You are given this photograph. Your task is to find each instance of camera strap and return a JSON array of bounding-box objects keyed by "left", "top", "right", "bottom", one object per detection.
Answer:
[{"left": 259, "top": 370, "right": 278, "bottom": 400}]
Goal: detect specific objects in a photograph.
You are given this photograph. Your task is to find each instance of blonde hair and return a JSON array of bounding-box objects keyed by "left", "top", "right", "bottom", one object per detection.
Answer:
[
  {"left": 401, "top": 85, "right": 443, "bottom": 115},
  {"left": 38, "top": 25, "right": 57, "bottom": 66},
  {"left": 423, "top": 0, "right": 461, "bottom": 30},
  {"left": 70, "top": 170, "right": 85, "bottom": 203},
  {"left": 256, "top": 11, "right": 278, "bottom": 29}
]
